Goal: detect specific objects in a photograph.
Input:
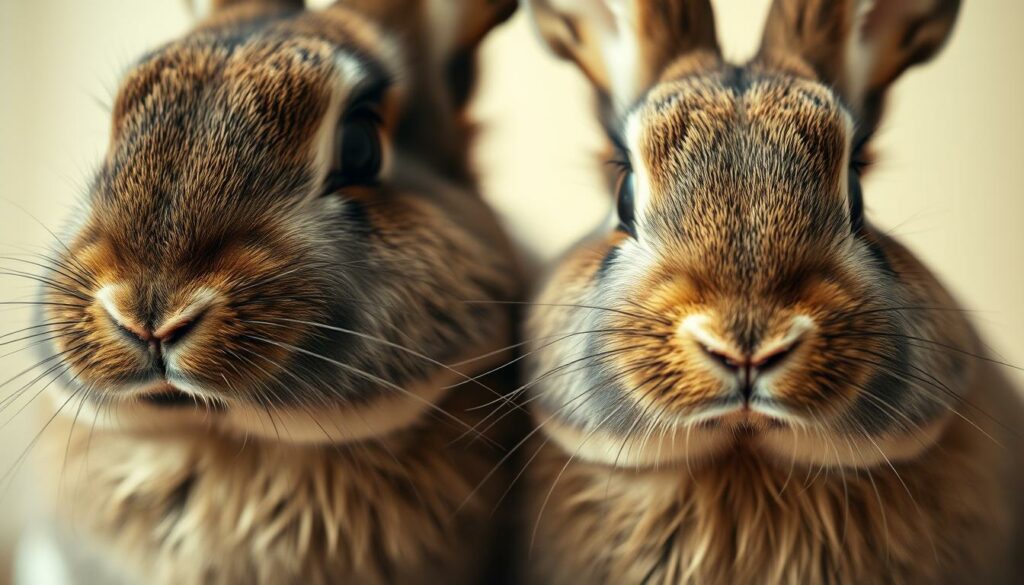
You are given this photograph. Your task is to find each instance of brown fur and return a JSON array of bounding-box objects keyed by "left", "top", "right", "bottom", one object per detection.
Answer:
[
  {"left": 760, "top": 0, "right": 962, "bottom": 140},
  {"left": 41, "top": 382, "right": 515, "bottom": 585},
  {"left": 526, "top": 0, "right": 719, "bottom": 105},
  {"left": 521, "top": 0, "right": 1022, "bottom": 583},
  {"left": 526, "top": 370, "right": 1022, "bottom": 584},
  {"left": 31, "top": 0, "right": 521, "bottom": 582}
]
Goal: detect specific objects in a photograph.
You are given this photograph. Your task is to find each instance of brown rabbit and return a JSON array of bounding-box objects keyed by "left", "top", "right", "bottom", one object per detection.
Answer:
[
  {"left": 16, "top": 1, "right": 522, "bottom": 584},
  {"left": 520, "top": 0, "right": 1024, "bottom": 583}
]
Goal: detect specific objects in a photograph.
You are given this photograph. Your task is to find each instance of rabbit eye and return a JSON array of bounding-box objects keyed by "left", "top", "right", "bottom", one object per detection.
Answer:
[
  {"left": 616, "top": 169, "right": 637, "bottom": 238},
  {"left": 322, "top": 109, "right": 382, "bottom": 195}
]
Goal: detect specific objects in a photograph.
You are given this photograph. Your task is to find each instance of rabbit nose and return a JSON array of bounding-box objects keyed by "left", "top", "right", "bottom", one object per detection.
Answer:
[
  {"left": 97, "top": 286, "right": 206, "bottom": 350},
  {"left": 698, "top": 341, "right": 800, "bottom": 397},
  {"left": 681, "top": 315, "right": 808, "bottom": 398},
  {"left": 100, "top": 301, "right": 200, "bottom": 347}
]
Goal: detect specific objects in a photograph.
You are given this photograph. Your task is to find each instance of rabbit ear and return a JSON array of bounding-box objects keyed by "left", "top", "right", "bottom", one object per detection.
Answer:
[
  {"left": 325, "top": 1, "right": 515, "bottom": 65},
  {"left": 431, "top": 0, "right": 518, "bottom": 61},
  {"left": 189, "top": 0, "right": 304, "bottom": 20},
  {"left": 760, "top": 0, "right": 961, "bottom": 141},
  {"left": 525, "top": 0, "right": 719, "bottom": 109},
  {"left": 428, "top": 0, "right": 518, "bottom": 106}
]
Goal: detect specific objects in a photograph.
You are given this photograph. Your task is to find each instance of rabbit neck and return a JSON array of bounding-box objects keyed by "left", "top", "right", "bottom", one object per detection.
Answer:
[
  {"left": 38, "top": 385, "right": 510, "bottom": 585},
  {"left": 528, "top": 366, "right": 1023, "bottom": 584}
]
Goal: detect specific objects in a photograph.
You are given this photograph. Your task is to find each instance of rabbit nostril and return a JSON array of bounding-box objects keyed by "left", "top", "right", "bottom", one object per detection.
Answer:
[
  {"left": 118, "top": 319, "right": 153, "bottom": 343},
  {"left": 154, "top": 312, "right": 203, "bottom": 346},
  {"left": 699, "top": 344, "right": 745, "bottom": 372},
  {"left": 97, "top": 285, "right": 215, "bottom": 355},
  {"left": 752, "top": 341, "right": 800, "bottom": 371},
  {"left": 108, "top": 312, "right": 153, "bottom": 343},
  {"left": 97, "top": 286, "right": 152, "bottom": 343}
]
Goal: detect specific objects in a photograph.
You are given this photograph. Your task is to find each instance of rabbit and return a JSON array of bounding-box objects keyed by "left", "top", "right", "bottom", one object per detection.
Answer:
[
  {"left": 15, "top": 0, "right": 524, "bottom": 584},
  {"left": 518, "top": 0, "right": 1024, "bottom": 583}
]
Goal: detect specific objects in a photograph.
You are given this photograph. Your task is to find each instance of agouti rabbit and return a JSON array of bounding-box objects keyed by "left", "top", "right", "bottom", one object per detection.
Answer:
[
  {"left": 18, "top": 1, "right": 522, "bottom": 583},
  {"left": 521, "top": 0, "right": 1024, "bottom": 582}
]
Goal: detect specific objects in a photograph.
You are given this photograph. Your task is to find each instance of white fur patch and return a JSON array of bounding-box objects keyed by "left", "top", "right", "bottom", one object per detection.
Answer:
[
  {"left": 678, "top": 314, "right": 730, "bottom": 357},
  {"left": 623, "top": 110, "right": 651, "bottom": 231},
  {"left": 599, "top": 0, "right": 642, "bottom": 109}
]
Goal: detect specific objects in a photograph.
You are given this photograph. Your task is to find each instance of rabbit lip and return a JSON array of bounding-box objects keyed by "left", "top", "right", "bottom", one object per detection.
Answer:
[
  {"left": 140, "top": 383, "right": 224, "bottom": 410},
  {"left": 694, "top": 404, "right": 788, "bottom": 432}
]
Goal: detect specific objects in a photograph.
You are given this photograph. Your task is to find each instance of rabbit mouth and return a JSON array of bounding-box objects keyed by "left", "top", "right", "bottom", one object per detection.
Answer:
[
  {"left": 138, "top": 383, "right": 226, "bottom": 411},
  {"left": 685, "top": 399, "right": 792, "bottom": 432}
]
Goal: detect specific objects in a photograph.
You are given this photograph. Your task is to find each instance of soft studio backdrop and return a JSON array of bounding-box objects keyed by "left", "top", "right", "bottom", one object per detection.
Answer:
[{"left": 0, "top": 0, "right": 1021, "bottom": 579}]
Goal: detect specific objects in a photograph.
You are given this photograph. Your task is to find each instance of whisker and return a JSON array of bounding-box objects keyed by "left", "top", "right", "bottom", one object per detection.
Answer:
[
  {"left": 451, "top": 327, "right": 666, "bottom": 392},
  {"left": 832, "top": 304, "right": 982, "bottom": 322},
  {"left": 462, "top": 299, "right": 672, "bottom": 326},
  {"left": 854, "top": 420, "right": 941, "bottom": 564},
  {"left": 0, "top": 322, "right": 77, "bottom": 347},
  {"left": 0, "top": 367, "right": 77, "bottom": 501},
  {"left": 457, "top": 379, "right": 612, "bottom": 516},
  {"left": 0, "top": 336, "right": 89, "bottom": 412},
  {"left": 825, "top": 329, "right": 1023, "bottom": 372},
  {"left": 0, "top": 328, "right": 80, "bottom": 360},
  {"left": 245, "top": 317, "right": 525, "bottom": 415},
  {"left": 0, "top": 320, "right": 82, "bottom": 343},
  {"left": 243, "top": 334, "right": 497, "bottom": 446},
  {"left": 834, "top": 350, "right": 1003, "bottom": 446},
  {"left": 529, "top": 383, "right": 644, "bottom": 552},
  {"left": 460, "top": 345, "right": 650, "bottom": 441},
  {"left": 0, "top": 268, "right": 91, "bottom": 302}
]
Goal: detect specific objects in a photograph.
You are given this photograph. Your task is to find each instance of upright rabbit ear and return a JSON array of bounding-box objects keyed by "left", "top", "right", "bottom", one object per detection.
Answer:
[
  {"left": 525, "top": 0, "right": 719, "bottom": 110},
  {"left": 334, "top": 0, "right": 515, "bottom": 66},
  {"left": 760, "top": 0, "right": 961, "bottom": 141},
  {"left": 431, "top": 0, "right": 518, "bottom": 62},
  {"left": 432, "top": 0, "right": 518, "bottom": 105},
  {"left": 188, "top": 0, "right": 304, "bottom": 20}
]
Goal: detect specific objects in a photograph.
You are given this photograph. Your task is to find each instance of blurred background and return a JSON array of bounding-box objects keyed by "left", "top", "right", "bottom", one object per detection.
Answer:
[{"left": 0, "top": 0, "right": 1021, "bottom": 581}]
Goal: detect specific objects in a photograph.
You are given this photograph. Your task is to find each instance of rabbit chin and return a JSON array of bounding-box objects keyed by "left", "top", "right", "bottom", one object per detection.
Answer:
[
  {"left": 535, "top": 406, "right": 951, "bottom": 471},
  {"left": 43, "top": 344, "right": 510, "bottom": 446}
]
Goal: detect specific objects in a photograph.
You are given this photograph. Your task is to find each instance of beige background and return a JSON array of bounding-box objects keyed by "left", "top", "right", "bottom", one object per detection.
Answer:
[{"left": 1, "top": 0, "right": 1022, "bottom": 578}]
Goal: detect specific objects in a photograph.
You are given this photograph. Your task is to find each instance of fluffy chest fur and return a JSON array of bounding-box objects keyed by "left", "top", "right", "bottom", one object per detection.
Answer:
[
  {"left": 39, "top": 403, "right": 509, "bottom": 585},
  {"left": 526, "top": 408, "right": 1020, "bottom": 585}
]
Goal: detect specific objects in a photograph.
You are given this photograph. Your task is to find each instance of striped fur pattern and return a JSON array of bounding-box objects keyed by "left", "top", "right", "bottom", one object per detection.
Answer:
[
  {"left": 522, "top": 0, "right": 1024, "bottom": 582},
  {"left": 32, "top": 0, "right": 519, "bottom": 582}
]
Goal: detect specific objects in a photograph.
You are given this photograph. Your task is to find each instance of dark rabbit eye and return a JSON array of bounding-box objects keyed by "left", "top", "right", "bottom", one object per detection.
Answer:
[
  {"left": 616, "top": 170, "right": 637, "bottom": 237},
  {"left": 323, "top": 109, "right": 382, "bottom": 194}
]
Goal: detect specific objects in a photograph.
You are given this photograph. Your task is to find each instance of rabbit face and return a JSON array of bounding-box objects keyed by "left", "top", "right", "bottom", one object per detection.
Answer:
[
  {"left": 39, "top": 2, "right": 518, "bottom": 439},
  {"left": 530, "top": 59, "right": 970, "bottom": 467},
  {"left": 525, "top": 0, "right": 968, "bottom": 469}
]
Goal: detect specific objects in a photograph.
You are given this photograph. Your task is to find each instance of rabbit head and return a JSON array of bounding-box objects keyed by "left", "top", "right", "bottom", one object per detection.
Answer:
[
  {"left": 37, "top": 0, "right": 520, "bottom": 442},
  {"left": 524, "top": 0, "right": 970, "bottom": 469}
]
